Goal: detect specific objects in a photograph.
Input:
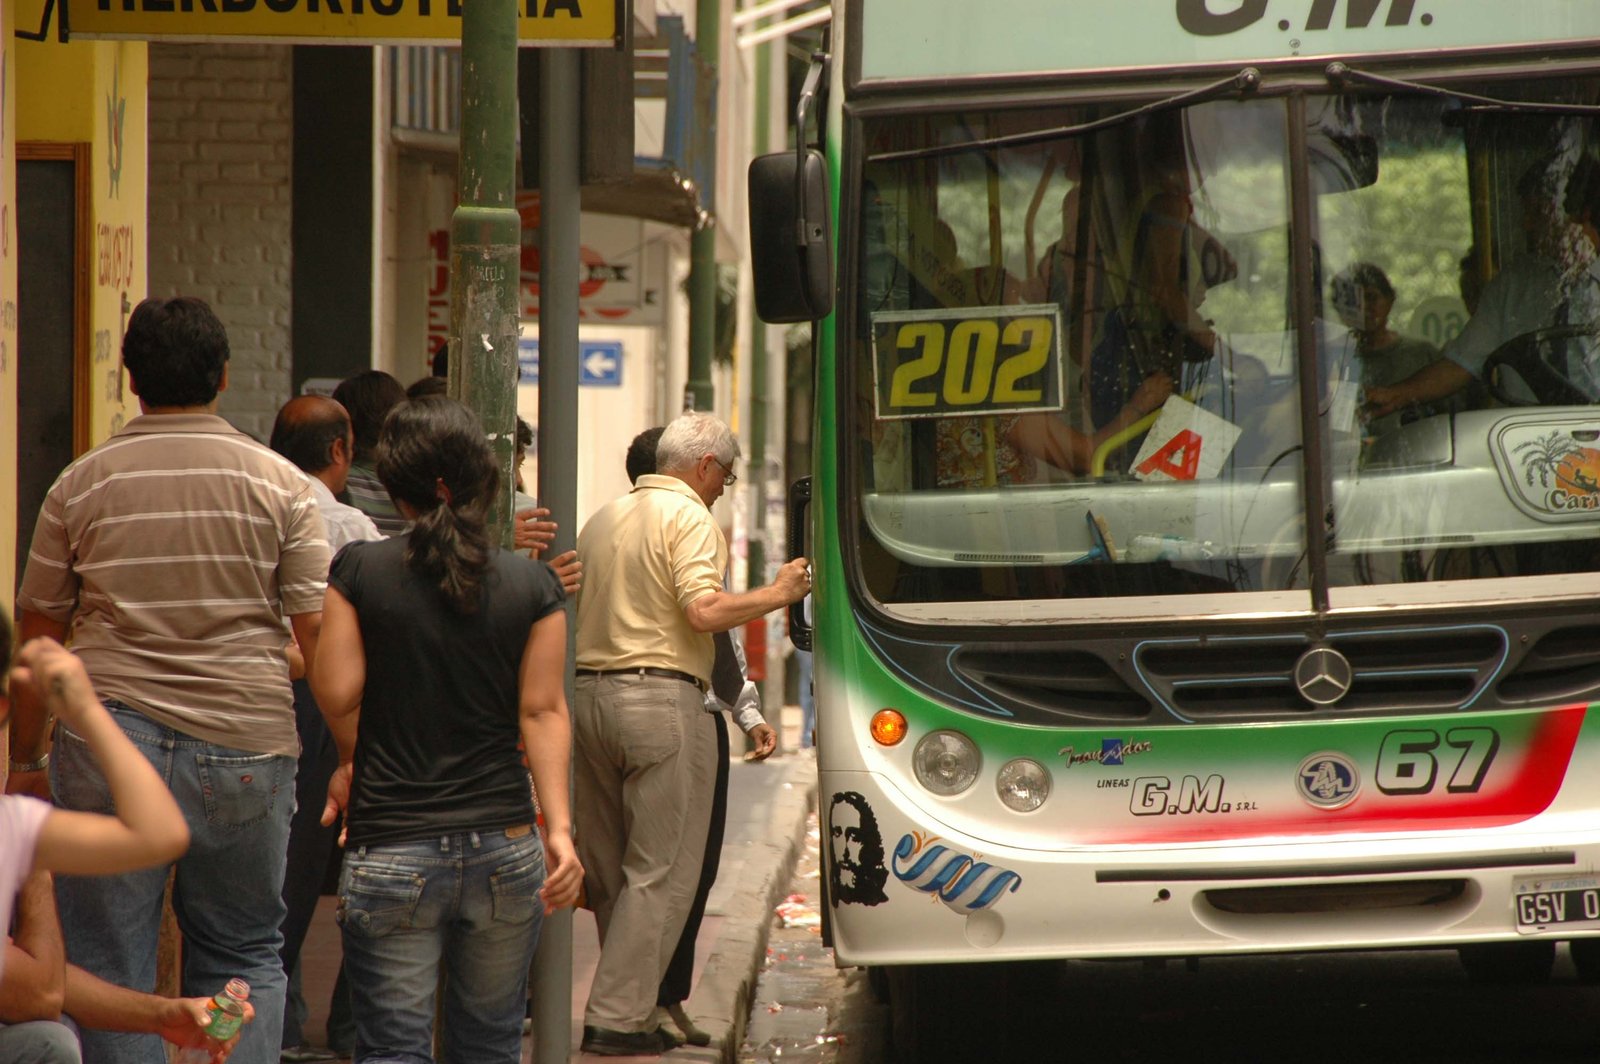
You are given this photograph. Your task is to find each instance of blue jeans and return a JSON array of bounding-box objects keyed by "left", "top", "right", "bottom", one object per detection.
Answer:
[
  {"left": 50, "top": 700, "right": 295, "bottom": 1064},
  {"left": 336, "top": 828, "right": 546, "bottom": 1064}
]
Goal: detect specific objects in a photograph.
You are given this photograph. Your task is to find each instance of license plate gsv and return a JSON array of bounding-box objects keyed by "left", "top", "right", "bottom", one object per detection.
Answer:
[{"left": 1514, "top": 876, "right": 1600, "bottom": 932}]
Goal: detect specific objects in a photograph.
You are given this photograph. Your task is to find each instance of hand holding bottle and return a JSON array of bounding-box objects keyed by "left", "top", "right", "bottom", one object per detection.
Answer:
[{"left": 172, "top": 979, "right": 252, "bottom": 1064}]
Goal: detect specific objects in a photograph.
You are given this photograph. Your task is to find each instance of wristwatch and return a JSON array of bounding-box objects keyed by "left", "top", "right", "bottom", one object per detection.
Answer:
[{"left": 7, "top": 752, "right": 49, "bottom": 773}]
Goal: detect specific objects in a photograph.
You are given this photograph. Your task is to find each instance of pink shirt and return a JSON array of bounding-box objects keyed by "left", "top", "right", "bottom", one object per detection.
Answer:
[{"left": 0, "top": 795, "right": 53, "bottom": 984}]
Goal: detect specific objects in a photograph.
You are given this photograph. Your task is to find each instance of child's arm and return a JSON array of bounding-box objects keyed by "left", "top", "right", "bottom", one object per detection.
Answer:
[{"left": 13, "top": 639, "right": 190, "bottom": 875}]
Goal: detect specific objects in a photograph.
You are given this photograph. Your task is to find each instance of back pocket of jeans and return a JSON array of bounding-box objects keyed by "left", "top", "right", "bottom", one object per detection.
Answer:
[
  {"left": 197, "top": 752, "right": 283, "bottom": 829},
  {"left": 489, "top": 842, "right": 546, "bottom": 927},
  {"left": 340, "top": 863, "right": 425, "bottom": 937},
  {"left": 50, "top": 725, "right": 116, "bottom": 815}
]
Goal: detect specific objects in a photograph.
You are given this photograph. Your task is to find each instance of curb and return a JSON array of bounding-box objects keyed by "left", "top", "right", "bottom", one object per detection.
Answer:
[{"left": 676, "top": 755, "right": 819, "bottom": 1063}]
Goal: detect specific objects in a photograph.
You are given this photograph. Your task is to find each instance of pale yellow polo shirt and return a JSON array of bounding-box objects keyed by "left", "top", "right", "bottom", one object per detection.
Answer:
[{"left": 574, "top": 474, "right": 728, "bottom": 683}]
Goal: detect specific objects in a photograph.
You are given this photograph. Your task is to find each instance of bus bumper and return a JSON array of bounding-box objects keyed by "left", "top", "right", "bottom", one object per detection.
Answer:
[{"left": 822, "top": 769, "right": 1600, "bottom": 967}]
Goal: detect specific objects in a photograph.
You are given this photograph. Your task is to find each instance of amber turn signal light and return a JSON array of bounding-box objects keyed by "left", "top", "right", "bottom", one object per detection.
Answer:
[{"left": 870, "top": 708, "right": 908, "bottom": 746}]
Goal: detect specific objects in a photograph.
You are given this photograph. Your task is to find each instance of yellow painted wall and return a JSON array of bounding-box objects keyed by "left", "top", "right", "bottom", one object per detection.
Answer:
[
  {"left": 24, "top": 35, "right": 148, "bottom": 442},
  {"left": 86, "top": 41, "right": 146, "bottom": 441},
  {"left": 6, "top": 21, "right": 143, "bottom": 615},
  {"left": 15, "top": 5, "right": 96, "bottom": 142}
]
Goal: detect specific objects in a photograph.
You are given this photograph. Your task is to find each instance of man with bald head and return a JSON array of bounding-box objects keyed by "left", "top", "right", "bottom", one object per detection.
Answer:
[
  {"left": 271, "top": 395, "right": 380, "bottom": 556},
  {"left": 269, "top": 394, "right": 381, "bottom": 1061}
]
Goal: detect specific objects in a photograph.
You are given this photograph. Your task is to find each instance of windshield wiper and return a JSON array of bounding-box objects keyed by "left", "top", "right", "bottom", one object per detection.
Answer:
[
  {"left": 1327, "top": 61, "right": 1600, "bottom": 116},
  {"left": 866, "top": 67, "right": 1262, "bottom": 164}
]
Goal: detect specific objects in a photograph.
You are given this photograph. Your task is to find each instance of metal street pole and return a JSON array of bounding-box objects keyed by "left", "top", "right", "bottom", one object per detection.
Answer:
[
  {"left": 746, "top": 4, "right": 773, "bottom": 728},
  {"left": 451, "top": 3, "right": 574, "bottom": 1060},
  {"left": 685, "top": 0, "right": 720, "bottom": 411},
  {"left": 529, "top": 45, "right": 581, "bottom": 1064},
  {"left": 450, "top": 0, "right": 521, "bottom": 545}
]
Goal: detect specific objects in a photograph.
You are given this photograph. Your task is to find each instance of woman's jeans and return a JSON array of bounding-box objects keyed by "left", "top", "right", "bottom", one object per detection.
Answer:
[{"left": 337, "top": 827, "right": 546, "bottom": 1064}]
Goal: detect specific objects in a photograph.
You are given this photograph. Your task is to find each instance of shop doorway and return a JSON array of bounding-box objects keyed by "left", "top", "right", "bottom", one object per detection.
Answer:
[{"left": 15, "top": 143, "right": 90, "bottom": 587}]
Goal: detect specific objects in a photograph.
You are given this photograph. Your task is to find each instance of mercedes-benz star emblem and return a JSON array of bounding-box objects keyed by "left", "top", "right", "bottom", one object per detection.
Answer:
[{"left": 1293, "top": 646, "right": 1353, "bottom": 706}]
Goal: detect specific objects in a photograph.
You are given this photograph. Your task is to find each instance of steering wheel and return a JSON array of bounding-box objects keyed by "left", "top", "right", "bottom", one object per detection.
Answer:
[{"left": 1482, "top": 326, "right": 1597, "bottom": 407}]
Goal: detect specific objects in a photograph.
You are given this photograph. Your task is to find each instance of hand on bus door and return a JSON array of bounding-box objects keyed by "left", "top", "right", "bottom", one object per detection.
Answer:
[{"left": 775, "top": 557, "right": 812, "bottom": 605}]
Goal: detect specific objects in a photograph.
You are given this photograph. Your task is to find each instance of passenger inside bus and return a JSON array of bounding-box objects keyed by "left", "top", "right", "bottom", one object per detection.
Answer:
[
  {"left": 1089, "top": 146, "right": 1234, "bottom": 431},
  {"left": 1366, "top": 152, "right": 1600, "bottom": 418},
  {"left": 1328, "top": 262, "right": 1456, "bottom": 440},
  {"left": 923, "top": 147, "right": 1186, "bottom": 486},
  {"left": 988, "top": 136, "right": 1236, "bottom": 484},
  {"left": 1459, "top": 243, "right": 1496, "bottom": 317}
]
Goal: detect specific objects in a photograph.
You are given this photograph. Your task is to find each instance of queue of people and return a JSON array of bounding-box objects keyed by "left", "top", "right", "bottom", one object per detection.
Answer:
[{"left": 3, "top": 294, "right": 807, "bottom": 1063}]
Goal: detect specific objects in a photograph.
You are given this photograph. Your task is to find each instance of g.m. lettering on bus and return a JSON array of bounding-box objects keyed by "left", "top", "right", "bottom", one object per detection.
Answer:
[
  {"left": 1176, "top": 0, "right": 1431, "bottom": 36},
  {"left": 1130, "top": 774, "right": 1227, "bottom": 816},
  {"left": 97, "top": 0, "right": 581, "bottom": 15}
]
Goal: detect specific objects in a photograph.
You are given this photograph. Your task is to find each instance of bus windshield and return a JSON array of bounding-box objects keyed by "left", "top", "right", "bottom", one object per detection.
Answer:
[{"left": 852, "top": 80, "right": 1600, "bottom": 610}]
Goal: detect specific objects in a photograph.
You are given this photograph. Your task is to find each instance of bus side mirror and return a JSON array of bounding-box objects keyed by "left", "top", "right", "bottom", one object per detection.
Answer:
[{"left": 748, "top": 150, "right": 834, "bottom": 324}]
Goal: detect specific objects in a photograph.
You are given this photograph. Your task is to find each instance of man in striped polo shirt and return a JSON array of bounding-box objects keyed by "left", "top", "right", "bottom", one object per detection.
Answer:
[{"left": 9, "top": 296, "right": 330, "bottom": 1064}]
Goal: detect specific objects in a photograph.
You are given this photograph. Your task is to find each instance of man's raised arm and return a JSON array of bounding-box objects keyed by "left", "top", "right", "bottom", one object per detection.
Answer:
[{"left": 683, "top": 557, "right": 810, "bottom": 634}]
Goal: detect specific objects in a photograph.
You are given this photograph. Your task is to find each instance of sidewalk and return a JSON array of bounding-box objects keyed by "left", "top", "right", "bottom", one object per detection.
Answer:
[{"left": 294, "top": 710, "right": 819, "bottom": 1063}]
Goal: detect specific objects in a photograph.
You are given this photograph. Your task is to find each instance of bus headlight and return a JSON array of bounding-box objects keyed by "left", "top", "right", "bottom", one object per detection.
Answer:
[
  {"left": 996, "top": 759, "right": 1051, "bottom": 812},
  {"left": 913, "top": 730, "right": 981, "bottom": 795}
]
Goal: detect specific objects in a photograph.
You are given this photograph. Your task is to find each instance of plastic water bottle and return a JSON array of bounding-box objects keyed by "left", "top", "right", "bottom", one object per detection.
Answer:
[
  {"left": 1126, "top": 533, "right": 1217, "bottom": 562},
  {"left": 174, "top": 979, "right": 249, "bottom": 1064}
]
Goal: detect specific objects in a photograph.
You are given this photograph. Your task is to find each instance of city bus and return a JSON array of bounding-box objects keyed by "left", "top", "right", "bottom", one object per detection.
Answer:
[{"left": 749, "top": 2, "right": 1600, "bottom": 1058}]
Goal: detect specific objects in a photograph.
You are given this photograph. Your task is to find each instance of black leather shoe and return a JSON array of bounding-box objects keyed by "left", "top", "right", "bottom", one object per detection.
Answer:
[{"left": 580, "top": 1025, "right": 683, "bottom": 1056}]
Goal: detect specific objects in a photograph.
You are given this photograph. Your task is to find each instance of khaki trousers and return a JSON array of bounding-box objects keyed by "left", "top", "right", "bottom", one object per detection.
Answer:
[{"left": 574, "top": 672, "right": 716, "bottom": 1032}]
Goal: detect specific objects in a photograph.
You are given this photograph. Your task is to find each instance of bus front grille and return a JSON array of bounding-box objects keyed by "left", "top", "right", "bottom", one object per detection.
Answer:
[
  {"left": 951, "top": 648, "right": 1154, "bottom": 723},
  {"left": 870, "top": 612, "right": 1600, "bottom": 727},
  {"left": 1138, "top": 627, "right": 1508, "bottom": 721},
  {"left": 1495, "top": 623, "right": 1600, "bottom": 705}
]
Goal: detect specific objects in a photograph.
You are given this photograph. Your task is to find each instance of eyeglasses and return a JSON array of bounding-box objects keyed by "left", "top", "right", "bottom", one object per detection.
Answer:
[{"left": 712, "top": 456, "right": 738, "bottom": 486}]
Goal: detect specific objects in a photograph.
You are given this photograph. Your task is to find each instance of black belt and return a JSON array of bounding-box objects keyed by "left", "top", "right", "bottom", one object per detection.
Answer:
[{"left": 575, "top": 667, "right": 707, "bottom": 692}]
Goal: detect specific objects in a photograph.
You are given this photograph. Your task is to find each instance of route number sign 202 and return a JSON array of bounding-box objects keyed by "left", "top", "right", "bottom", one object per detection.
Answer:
[{"left": 872, "top": 305, "right": 1065, "bottom": 420}]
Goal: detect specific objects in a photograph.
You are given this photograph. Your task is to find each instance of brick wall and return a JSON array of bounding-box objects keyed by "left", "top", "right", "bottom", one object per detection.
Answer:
[{"left": 147, "top": 44, "right": 293, "bottom": 442}]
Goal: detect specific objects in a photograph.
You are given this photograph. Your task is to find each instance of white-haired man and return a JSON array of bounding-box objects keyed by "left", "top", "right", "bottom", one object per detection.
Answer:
[{"left": 572, "top": 412, "right": 809, "bottom": 1056}]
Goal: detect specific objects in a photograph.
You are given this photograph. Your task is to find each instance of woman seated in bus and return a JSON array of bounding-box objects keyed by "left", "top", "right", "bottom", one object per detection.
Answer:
[
  {"left": 933, "top": 369, "right": 1174, "bottom": 486},
  {"left": 1007, "top": 370, "right": 1174, "bottom": 477}
]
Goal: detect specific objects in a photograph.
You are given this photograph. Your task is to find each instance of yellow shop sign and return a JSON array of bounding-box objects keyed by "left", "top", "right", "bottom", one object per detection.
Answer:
[{"left": 69, "top": 0, "right": 619, "bottom": 45}]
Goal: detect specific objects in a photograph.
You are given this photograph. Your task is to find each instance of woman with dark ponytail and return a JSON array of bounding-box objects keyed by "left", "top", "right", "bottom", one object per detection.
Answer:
[
  {"left": 376, "top": 396, "right": 498, "bottom": 612},
  {"left": 310, "top": 396, "right": 581, "bottom": 1064}
]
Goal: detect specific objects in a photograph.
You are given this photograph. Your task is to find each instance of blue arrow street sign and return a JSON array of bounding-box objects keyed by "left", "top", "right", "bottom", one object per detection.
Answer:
[
  {"left": 579, "top": 342, "right": 624, "bottom": 387},
  {"left": 517, "top": 338, "right": 539, "bottom": 384},
  {"left": 517, "top": 339, "right": 623, "bottom": 388}
]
